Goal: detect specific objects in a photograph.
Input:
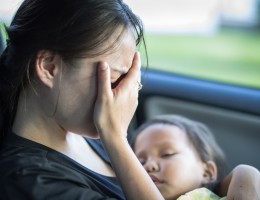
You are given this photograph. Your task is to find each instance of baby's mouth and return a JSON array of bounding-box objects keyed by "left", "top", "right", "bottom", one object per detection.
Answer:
[{"left": 149, "top": 174, "right": 162, "bottom": 185}]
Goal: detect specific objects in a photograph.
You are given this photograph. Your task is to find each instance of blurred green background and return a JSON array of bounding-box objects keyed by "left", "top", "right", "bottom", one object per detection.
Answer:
[
  {"left": 1, "top": 0, "right": 260, "bottom": 89},
  {"left": 145, "top": 28, "right": 260, "bottom": 89},
  {"left": 1, "top": 23, "right": 259, "bottom": 88}
]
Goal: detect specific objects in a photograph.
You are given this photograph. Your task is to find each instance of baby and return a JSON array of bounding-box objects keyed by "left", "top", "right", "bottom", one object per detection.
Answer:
[{"left": 131, "top": 114, "right": 260, "bottom": 200}]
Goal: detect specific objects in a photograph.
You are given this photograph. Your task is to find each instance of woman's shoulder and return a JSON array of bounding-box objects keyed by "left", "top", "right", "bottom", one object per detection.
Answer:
[
  {"left": 0, "top": 133, "right": 57, "bottom": 170},
  {"left": 0, "top": 139, "right": 65, "bottom": 185},
  {"left": 0, "top": 133, "right": 93, "bottom": 178},
  {"left": 0, "top": 136, "right": 49, "bottom": 170},
  {"left": 0, "top": 133, "right": 125, "bottom": 200}
]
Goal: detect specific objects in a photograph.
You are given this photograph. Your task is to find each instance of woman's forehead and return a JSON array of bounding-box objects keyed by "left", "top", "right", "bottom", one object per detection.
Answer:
[{"left": 95, "top": 28, "right": 136, "bottom": 71}]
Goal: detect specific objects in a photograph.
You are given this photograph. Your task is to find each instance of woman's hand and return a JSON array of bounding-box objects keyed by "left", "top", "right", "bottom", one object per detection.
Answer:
[
  {"left": 93, "top": 52, "right": 164, "bottom": 200},
  {"left": 218, "top": 165, "right": 260, "bottom": 200},
  {"left": 94, "top": 52, "right": 141, "bottom": 139}
]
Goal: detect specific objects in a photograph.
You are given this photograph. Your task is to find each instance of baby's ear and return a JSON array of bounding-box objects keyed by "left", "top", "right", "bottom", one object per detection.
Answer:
[
  {"left": 201, "top": 160, "right": 218, "bottom": 186},
  {"left": 35, "top": 50, "right": 61, "bottom": 88}
]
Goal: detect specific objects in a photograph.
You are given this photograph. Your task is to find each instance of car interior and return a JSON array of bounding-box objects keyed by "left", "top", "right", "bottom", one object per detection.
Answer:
[
  {"left": 129, "top": 68, "right": 260, "bottom": 172},
  {"left": 125, "top": 0, "right": 260, "bottom": 172},
  {"left": 1, "top": 18, "right": 259, "bottom": 174}
]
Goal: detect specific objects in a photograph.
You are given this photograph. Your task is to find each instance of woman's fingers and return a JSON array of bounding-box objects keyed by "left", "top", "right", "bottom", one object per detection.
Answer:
[
  {"left": 94, "top": 52, "right": 141, "bottom": 138},
  {"left": 94, "top": 61, "right": 112, "bottom": 133},
  {"left": 116, "top": 52, "right": 141, "bottom": 92},
  {"left": 97, "top": 51, "right": 141, "bottom": 98},
  {"left": 129, "top": 51, "right": 141, "bottom": 81},
  {"left": 97, "top": 62, "right": 111, "bottom": 99}
]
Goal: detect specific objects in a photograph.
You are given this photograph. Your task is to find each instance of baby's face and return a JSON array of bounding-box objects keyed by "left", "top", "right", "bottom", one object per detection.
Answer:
[{"left": 134, "top": 124, "right": 207, "bottom": 200}]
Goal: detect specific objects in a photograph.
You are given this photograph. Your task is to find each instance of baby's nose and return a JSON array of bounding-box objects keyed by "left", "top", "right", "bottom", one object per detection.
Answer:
[{"left": 144, "top": 159, "right": 159, "bottom": 172}]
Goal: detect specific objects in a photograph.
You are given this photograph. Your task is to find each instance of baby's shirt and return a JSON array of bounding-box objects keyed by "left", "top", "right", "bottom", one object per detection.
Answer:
[{"left": 177, "top": 188, "right": 226, "bottom": 200}]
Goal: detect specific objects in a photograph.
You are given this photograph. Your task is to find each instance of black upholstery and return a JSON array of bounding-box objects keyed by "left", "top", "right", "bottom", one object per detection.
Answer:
[{"left": 0, "top": 23, "right": 3, "bottom": 132}]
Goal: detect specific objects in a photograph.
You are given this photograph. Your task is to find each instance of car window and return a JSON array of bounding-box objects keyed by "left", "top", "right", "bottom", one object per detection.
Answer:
[
  {"left": 0, "top": 0, "right": 22, "bottom": 21},
  {"left": 0, "top": 0, "right": 23, "bottom": 40},
  {"left": 1, "top": 0, "right": 260, "bottom": 88},
  {"left": 125, "top": 0, "right": 260, "bottom": 89}
]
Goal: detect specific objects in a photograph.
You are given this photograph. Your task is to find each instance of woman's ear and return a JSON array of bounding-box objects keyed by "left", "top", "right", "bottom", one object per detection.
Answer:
[
  {"left": 201, "top": 160, "right": 218, "bottom": 186},
  {"left": 35, "top": 50, "right": 60, "bottom": 88}
]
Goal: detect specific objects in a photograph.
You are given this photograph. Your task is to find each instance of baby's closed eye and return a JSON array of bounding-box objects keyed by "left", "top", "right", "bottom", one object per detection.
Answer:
[{"left": 161, "top": 152, "right": 177, "bottom": 158}]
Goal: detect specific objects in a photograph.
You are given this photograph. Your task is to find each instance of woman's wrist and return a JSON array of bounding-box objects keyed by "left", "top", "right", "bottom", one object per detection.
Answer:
[
  {"left": 99, "top": 133, "right": 164, "bottom": 200},
  {"left": 97, "top": 125, "right": 128, "bottom": 142}
]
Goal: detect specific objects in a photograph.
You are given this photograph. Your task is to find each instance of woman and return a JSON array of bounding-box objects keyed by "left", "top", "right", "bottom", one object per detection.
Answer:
[
  {"left": 0, "top": 0, "right": 162, "bottom": 199},
  {"left": 1, "top": 1, "right": 259, "bottom": 200}
]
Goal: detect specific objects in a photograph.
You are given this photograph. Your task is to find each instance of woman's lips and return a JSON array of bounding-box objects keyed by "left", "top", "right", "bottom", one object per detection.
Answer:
[{"left": 149, "top": 175, "right": 162, "bottom": 185}]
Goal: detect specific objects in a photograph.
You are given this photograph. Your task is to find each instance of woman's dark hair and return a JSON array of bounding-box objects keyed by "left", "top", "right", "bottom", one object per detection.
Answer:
[
  {"left": 0, "top": 0, "right": 146, "bottom": 141},
  {"left": 131, "top": 114, "right": 227, "bottom": 190}
]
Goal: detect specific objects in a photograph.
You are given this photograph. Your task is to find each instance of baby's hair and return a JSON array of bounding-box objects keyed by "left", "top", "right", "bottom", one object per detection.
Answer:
[{"left": 131, "top": 114, "right": 227, "bottom": 187}]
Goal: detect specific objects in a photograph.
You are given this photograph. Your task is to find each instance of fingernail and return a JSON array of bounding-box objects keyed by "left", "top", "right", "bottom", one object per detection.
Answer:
[
  {"left": 101, "top": 62, "right": 108, "bottom": 71},
  {"left": 136, "top": 51, "right": 140, "bottom": 58}
]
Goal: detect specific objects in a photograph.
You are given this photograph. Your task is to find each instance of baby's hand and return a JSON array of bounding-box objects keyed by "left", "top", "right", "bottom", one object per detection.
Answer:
[
  {"left": 226, "top": 165, "right": 260, "bottom": 200},
  {"left": 94, "top": 52, "right": 141, "bottom": 140}
]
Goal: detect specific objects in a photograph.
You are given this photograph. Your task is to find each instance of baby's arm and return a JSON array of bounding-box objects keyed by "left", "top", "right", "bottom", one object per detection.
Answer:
[{"left": 217, "top": 165, "right": 260, "bottom": 199}]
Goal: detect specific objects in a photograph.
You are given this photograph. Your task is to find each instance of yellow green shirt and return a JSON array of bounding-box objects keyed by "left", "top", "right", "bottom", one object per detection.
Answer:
[{"left": 177, "top": 188, "right": 227, "bottom": 200}]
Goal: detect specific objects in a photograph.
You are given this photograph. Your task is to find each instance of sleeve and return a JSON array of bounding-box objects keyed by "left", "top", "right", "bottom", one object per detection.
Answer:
[{"left": 1, "top": 166, "right": 119, "bottom": 200}]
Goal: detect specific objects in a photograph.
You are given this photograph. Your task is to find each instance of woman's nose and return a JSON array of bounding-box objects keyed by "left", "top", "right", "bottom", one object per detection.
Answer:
[{"left": 144, "top": 159, "right": 159, "bottom": 172}]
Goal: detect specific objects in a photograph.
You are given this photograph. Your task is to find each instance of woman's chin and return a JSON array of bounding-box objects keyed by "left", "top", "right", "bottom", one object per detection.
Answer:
[
  {"left": 81, "top": 124, "right": 100, "bottom": 139},
  {"left": 68, "top": 123, "right": 100, "bottom": 139}
]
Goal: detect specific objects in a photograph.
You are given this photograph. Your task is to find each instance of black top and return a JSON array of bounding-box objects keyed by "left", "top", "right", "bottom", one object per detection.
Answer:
[{"left": 0, "top": 133, "right": 125, "bottom": 200}]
